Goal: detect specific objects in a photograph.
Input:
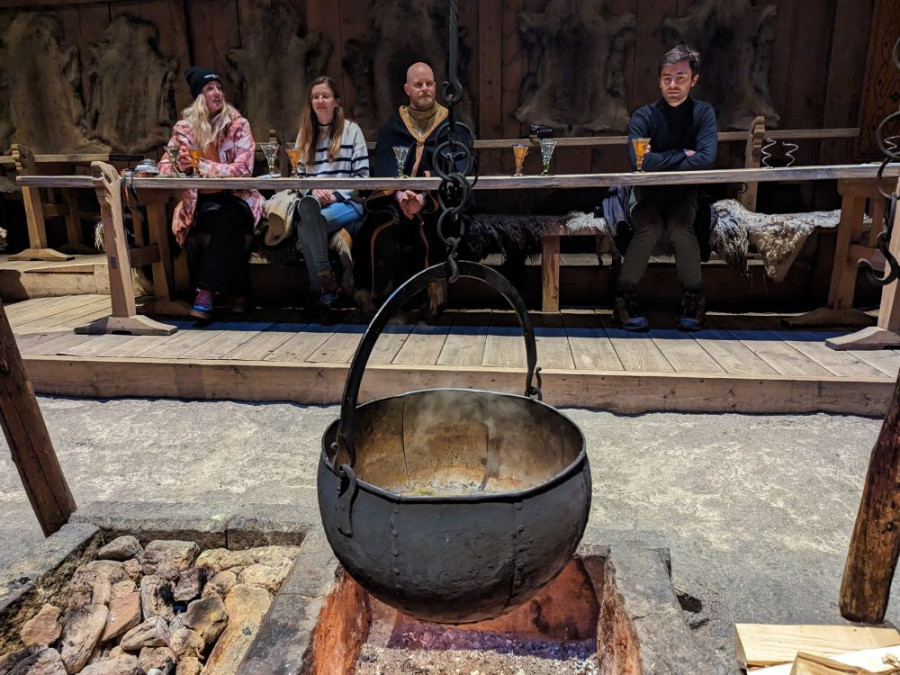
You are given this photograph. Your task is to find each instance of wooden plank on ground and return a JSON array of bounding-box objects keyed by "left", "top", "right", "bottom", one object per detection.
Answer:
[
  {"left": 534, "top": 323, "right": 575, "bottom": 370},
  {"left": 392, "top": 319, "right": 453, "bottom": 367},
  {"left": 9, "top": 295, "right": 107, "bottom": 330},
  {"left": 690, "top": 328, "right": 780, "bottom": 376},
  {"left": 482, "top": 311, "right": 528, "bottom": 369},
  {"left": 138, "top": 325, "right": 223, "bottom": 359},
  {"left": 753, "top": 645, "right": 900, "bottom": 675},
  {"left": 599, "top": 316, "right": 674, "bottom": 373},
  {"left": 649, "top": 329, "right": 725, "bottom": 374},
  {"left": 847, "top": 348, "right": 900, "bottom": 378},
  {"left": 307, "top": 324, "right": 366, "bottom": 364},
  {"left": 180, "top": 321, "right": 274, "bottom": 360},
  {"left": 4, "top": 296, "right": 64, "bottom": 322},
  {"left": 13, "top": 332, "right": 72, "bottom": 352},
  {"left": 14, "top": 296, "right": 112, "bottom": 334},
  {"left": 369, "top": 322, "right": 415, "bottom": 365},
  {"left": 562, "top": 311, "right": 623, "bottom": 371},
  {"left": 735, "top": 623, "right": 900, "bottom": 668},
  {"left": 224, "top": 323, "right": 307, "bottom": 361},
  {"left": 727, "top": 330, "right": 837, "bottom": 378},
  {"left": 265, "top": 322, "right": 338, "bottom": 363},
  {"left": 22, "top": 332, "right": 96, "bottom": 356},
  {"left": 437, "top": 311, "right": 489, "bottom": 367},
  {"left": 773, "top": 331, "right": 888, "bottom": 379}
]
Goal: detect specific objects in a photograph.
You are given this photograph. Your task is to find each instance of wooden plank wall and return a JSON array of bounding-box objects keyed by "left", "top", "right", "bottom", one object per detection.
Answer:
[{"left": 0, "top": 0, "right": 884, "bottom": 173}]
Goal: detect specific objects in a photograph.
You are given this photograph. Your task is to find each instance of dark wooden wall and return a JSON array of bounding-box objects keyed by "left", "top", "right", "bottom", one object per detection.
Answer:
[{"left": 0, "top": 0, "right": 890, "bottom": 175}]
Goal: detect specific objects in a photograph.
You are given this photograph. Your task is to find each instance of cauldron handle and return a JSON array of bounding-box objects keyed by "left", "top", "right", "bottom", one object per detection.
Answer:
[{"left": 335, "top": 260, "right": 540, "bottom": 468}]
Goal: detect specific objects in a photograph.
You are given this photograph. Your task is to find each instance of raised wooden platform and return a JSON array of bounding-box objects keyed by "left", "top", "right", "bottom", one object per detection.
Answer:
[{"left": 7, "top": 295, "right": 898, "bottom": 415}]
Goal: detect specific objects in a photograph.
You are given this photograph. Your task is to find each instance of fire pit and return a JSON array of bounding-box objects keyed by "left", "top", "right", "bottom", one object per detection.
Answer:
[{"left": 318, "top": 262, "right": 591, "bottom": 624}]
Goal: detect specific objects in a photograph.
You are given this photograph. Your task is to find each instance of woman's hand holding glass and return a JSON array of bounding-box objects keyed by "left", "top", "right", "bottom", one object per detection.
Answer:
[{"left": 175, "top": 146, "right": 193, "bottom": 174}]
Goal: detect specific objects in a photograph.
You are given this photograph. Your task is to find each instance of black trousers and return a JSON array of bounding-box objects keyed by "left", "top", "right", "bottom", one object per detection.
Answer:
[
  {"left": 352, "top": 210, "right": 448, "bottom": 299},
  {"left": 187, "top": 193, "right": 253, "bottom": 295}
]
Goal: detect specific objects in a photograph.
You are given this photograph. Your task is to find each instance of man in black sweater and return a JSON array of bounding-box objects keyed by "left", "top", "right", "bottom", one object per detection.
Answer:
[{"left": 614, "top": 44, "right": 718, "bottom": 331}]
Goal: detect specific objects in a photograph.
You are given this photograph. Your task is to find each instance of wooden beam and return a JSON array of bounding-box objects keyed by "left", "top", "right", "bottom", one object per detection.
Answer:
[
  {"left": 0, "top": 299, "right": 76, "bottom": 536},
  {"left": 841, "top": 368, "right": 900, "bottom": 622}
]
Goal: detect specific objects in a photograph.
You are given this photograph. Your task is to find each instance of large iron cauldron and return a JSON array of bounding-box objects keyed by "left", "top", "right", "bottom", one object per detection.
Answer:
[{"left": 318, "top": 261, "right": 591, "bottom": 624}]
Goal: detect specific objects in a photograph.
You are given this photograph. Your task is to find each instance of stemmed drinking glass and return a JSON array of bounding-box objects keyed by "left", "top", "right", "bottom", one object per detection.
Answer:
[
  {"left": 539, "top": 138, "right": 558, "bottom": 175},
  {"left": 187, "top": 145, "right": 201, "bottom": 176},
  {"left": 512, "top": 144, "right": 530, "bottom": 177},
  {"left": 258, "top": 142, "right": 280, "bottom": 178},
  {"left": 393, "top": 145, "right": 410, "bottom": 178},
  {"left": 285, "top": 143, "right": 304, "bottom": 177},
  {"left": 164, "top": 145, "right": 185, "bottom": 178},
  {"left": 632, "top": 137, "right": 650, "bottom": 172}
]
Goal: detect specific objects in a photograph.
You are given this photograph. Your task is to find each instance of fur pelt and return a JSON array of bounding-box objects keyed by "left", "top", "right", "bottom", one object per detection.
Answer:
[
  {"left": 0, "top": 13, "right": 102, "bottom": 152},
  {"left": 256, "top": 227, "right": 355, "bottom": 295},
  {"left": 226, "top": 4, "right": 331, "bottom": 143},
  {"left": 84, "top": 15, "right": 177, "bottom": 154},
  {"left": 714, "top": 199, "right": 839, "bottom": 282},
  {"left": 343, "top": 0, "right": 473, "bottom": 139},
  {"left": 516, "top": 0, "right": 635, "bottom": 133},
  {"left": 0, "top": 225, "right": 6, "bottom": 252},
  {"left": 662, "top": 0, "right": 780, "bottom": 130}
]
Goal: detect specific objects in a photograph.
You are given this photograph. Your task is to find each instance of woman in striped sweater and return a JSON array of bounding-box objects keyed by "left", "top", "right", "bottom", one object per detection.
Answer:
[{"left": 294, "top": 76, "right": 369, "bottom": 306}]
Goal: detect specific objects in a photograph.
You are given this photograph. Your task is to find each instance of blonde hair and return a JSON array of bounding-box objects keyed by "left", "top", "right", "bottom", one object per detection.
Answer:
[
  {"left": 295, "top": 76, "right": 347, "bottom": 166},
  {"left": 182, "top": 95, "right": 239, "bottom": 150}
]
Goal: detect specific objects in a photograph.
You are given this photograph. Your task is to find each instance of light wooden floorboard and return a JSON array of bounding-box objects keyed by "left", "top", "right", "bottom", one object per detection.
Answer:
[
  {"left": 437, "top": 322, "right": 488, "bottom": 367},
  {"left": 848, "top": 348, "right": 900, "bottom": 378},
  {"left": 307, "top": 324, "right": 366, "bottom": 364},
  {"left": 13, "top": 296, "right": 110, "bottom": 332},
  {"left": 691, "top": 329, "right": 780, "bottom": 375},
  {"left": 773, "top": 331, "right": 888, "bottom": 378},
  {"left": 222, "top": 323, "right": 306, "bottom": 361},
  {"left": 600, "top": 317, "right": 675, "bottom": 373},
  {"left": 562, "top": 312, "right": 623, "bottom": 371},
  {"left": 139, "top": 325, "right": 224, "bottom": 359},
  {"left": 24, "top": 332, "right": 96, "bottom": 356},
  {"left": 393, "top": 320, "right": 452, "bottom": 366},
  {"left": 265, "top": 323, "right": 338, "bottom": 362},
  {"left": 728, "top": 329, "right": 835, "bottom": 377},
  {"left": 369, "top": 323, "right": 414, "bottom": 365},
  {"left": 650, "top": 328, "right": 726, "bottom": 374}
]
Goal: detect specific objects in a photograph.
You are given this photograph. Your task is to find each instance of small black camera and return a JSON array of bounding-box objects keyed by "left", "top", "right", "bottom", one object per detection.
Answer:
[{"left": 528, "top": 124, "right": 554, "bottom": 140}]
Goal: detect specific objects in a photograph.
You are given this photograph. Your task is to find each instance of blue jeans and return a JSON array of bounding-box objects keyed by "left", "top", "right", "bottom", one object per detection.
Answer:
[{"left": 296, "top": 196, "right": 362, "bottom": 290}]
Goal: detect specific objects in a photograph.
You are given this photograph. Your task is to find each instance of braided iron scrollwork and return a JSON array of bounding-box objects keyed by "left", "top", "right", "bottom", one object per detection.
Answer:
[
  {"left": 861, "top": 36, "right": 900, "bottom": 286},
  {"left": 434, "top": 0, "right": 478, "bottom": 283}
]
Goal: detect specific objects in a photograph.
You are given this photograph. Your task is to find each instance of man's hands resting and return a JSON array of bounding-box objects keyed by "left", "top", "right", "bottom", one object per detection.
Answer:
[{"left": 395, "top": 189, "right": 425, "bottom": 219}]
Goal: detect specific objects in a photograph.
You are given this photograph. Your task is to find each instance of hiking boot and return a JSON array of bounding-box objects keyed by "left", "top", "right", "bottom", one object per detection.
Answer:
[
  {"left": 678, "top": 291, "right": 706, "bottom": 331},
  {"left": 317, "top": 269, "right": 339, "bottom": 307},
  {"left": 228, "top": 295, "right": 249, "bottom": 314},
  {"left": 190, "top": 289, "right": 215, "bottom": 320},
  {"left": 612, "top": 293, "right": 649, "bottom": 331}
]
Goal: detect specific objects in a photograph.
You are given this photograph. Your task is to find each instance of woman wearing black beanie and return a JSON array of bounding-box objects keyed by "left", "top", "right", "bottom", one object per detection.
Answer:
[{"left": 158, "top": 66, "right": 264, "bottom": 320}]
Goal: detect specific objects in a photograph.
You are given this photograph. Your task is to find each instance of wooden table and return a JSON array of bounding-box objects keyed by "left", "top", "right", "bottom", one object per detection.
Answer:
[
  {"left": 17, "top": 162, "right": 900, "bottom": 339},
  {"left": 5, "top": 146, "right": 142, "bottom": 263}
]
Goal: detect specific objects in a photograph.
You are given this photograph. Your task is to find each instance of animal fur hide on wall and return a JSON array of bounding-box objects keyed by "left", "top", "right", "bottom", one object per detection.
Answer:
[
  {"left": 662, "top": 0, "right": 780, "bottom": 130},
  {"left": 343, "top": 0, "right": 473, "bottom": 139},
  {"left": 0, "top": 13, "right": 101, "bottom": 152},
  {"left": 516, "top": 0, "right": 635, "bottom": 134},
  {"left": 85, "top": 15, "right": 177, "bottom": 154},
  {"left": 227, "top": 4, "right": 331, "bottom": 142}
]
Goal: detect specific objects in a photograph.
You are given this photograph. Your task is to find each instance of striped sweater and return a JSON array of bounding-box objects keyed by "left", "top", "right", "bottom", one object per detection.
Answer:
[{"left": 300, "top": 120, "right": 369, "bottom": 203}]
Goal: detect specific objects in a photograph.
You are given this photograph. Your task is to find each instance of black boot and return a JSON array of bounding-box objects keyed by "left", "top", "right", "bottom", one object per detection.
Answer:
[
  {"left": 612, "top": 292, "right": 649, "bottom": 331},
  {"left": 679, "top": 291, "right": 706, "bottom": 331}
]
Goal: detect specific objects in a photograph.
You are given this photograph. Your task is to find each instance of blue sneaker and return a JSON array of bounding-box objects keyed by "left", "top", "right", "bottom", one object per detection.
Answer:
[
  {"left": 613, "top": 293, "right": 649, "bottom": 331},
  {"left": 190, "top": 289, "right": 214, "bottom": 320}
]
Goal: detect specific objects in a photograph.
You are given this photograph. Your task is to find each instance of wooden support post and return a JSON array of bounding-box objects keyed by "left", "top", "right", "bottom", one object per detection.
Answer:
[
  {"left": 840, "top": 371, "right": 900, "bottom": 622},
  {"left": 0, "top": 298, "right": 76, "bottom": 536},
  {"left": 737, "top": 116, "right": 766, "bottom": 212},
  {"left": 75, "top": 162, "right": 176, "bottom": 335}
]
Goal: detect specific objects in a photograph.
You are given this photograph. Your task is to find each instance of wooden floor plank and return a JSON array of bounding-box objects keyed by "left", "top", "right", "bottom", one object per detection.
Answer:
[
  {"left": 599, "top": 317, "right": 674, "bottom": 373},
  {"left": 562, "top": 311, "right": 623, "bottom": 371},
  {"left": 393, "top": 320, "right": 452, "bottom": 366},
  {"left": 12, "top": 295, "right": 109, "bottom": 332},
  {"left": 535, "top": 326, "right": 575, "bottom": 370},
  {"left": 22, "top": 332, "right": 96, "bottom": 356},
  {"left": 369, "top": 323, "right": 414, "bottom": 365},
  {"left": 482, "top": 314, "right": 528, "bottom": 369},
  {"left": 691, "top": 329, "right": 780, "bottom": 376},
  {"left": 306, "top": 324, "right": 365, "bottom": 364},
  {"left": 139, "top": 325, "right": 224, "bottom": 359},
  {"left": 437, "top": 322, "right": 488, "bottom": 367},
  {"left": 650, "top": 329, "right": 726, "bottom": 374},
  {"left": 265, "top": 322, "right": 338, "bottom": 362},
  {"left": 848, "top": 348, "right": 900, "bottom": 378},
  {"left": 181, "top": 321, "right": 275, "bottom": 360},
  {"left": 13, "top": 330, "right": 72, "bottom": 352},
  {"left": 727, "top": 329, "right": 834, "bottom": 377},
  {"left": 4, "top": 296, "right": 66, "bottom": 323},
  {"left": 772, "top": 330, "right": 888, "bottom": 378},
  {"left": 223, "top": 323, "right": 307, "bottom": 361}
]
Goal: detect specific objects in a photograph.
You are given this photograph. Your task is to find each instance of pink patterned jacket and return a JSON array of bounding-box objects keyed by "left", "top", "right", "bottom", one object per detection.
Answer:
[{"left": 158, "top": 108, "right": 264, "bottom": 245}]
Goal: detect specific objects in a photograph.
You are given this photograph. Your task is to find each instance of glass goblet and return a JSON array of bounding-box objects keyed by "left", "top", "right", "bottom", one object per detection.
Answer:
[
  {"left": 187, "top": 145, "right": 201, "bottom": 175},
  {"left": 393, "top": 145, "right": 410, "bottom": 178},
  {"left": 164, "top": 145, "right": 184, "bottom": 178},
  {"left": 539, "top": 138, "right": 558, "bottom": 176},
  {"left": 258, "top": 142, "right": 280, "bottom": 178},
  {"left": 512, "top": 144, "right": 530, "bottom": 177},
  {"left": 285, "top": 143, "right": 304, "bottom": 177},
  {"left": 632, "top": 137, "right": 650, "bottom": 172}
]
